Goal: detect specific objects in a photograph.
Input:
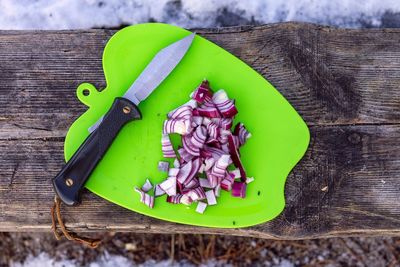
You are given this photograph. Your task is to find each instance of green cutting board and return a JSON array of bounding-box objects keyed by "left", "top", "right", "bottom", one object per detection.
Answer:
[{"left": 64, "top": 23, "right": 310, "bottom": 228}]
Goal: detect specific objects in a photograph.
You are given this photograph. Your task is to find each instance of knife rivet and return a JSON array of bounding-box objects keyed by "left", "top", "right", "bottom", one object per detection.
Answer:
[
  {"left": 123, "top": 106, "right": 131, "bottom": 114},
  {"left": 65, "top": 178, "right": 74, "bottom": 187}
]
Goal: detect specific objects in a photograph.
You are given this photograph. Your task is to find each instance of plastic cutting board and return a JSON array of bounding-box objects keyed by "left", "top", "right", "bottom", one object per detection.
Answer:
[{"left": 64, "top": 23, "right": 310, "bottom": 228}]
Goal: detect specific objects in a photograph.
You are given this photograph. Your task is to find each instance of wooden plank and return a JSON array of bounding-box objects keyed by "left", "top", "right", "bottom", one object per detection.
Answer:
[
  {"left": 1, "top": 124, "right": 399, "bottom": 238},
  {"left": 0, "top": 23, "right": 400, "bottom": 238}
]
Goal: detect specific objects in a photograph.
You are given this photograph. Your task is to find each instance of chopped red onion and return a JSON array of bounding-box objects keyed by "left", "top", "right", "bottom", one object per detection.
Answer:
[
  {"left": 134, "top": 187, "right": 154, "bottom": 208},
  {"left": 161, "top": 134, "right": 175, "bottom": 158},
  {"left": 206, "top": 170, "right": 219, "bottom": 188},
  {"left": 199, "top": 177, "right": 213, "bottom": 188},
  {"left": 214, "top": 184, "right": 221, "bottom": 197},
  {"left": 196, "top": 106, "right": 220, "bottom": 118},
  {"left": 167, "top": 194, "right": 183, "bottom": 204},
  {"left": 158, "top": 161, "right": 170, "bottom": 172},
  {"left": 186, "top": 186, "right": 206, "bottom": 201},
  {"left": 173, "top": 158, "right": 180, "bottom": 168},
  {"left": 211, "top": 154, "right": 231, "bottom": 178},
  {"left": 227, "top": 134, "right": 246, "bottom": 181},
  {"left": 205, "top": 190, "right": 217, "bottom": 205},
  {"left": 182, "top": 134, "right": 200, "bottom": 156},
  {"left": 234, "top": 123, "right": 251, "bottom": 146},
  {"left": 230, "top": 169, "right": 241, "bottom": 179},
  {"left": 192, "top": 80, "right": 213, "bottom": 103},
  {"left": 204, "top": 157, "right": 215, "bottom": 171},
  {"left": 192, "top": 116, "right": 203, "bottom": 126},
  {"left": 220, "top": 178, "right": 233, "bottom": 191},
  {"left": 231, "top": 182, "right": 247, "bottom": 198},
  {"left": 178, "top": 147, "right": 194, "bottom": 162},
  {"left": 184, "top": 178, "right": 200, "bottom": 189},
  {"left": 135, "top": 79, "right": 253, "bottom": 212},
  {"left": 212, "top": 90, "right": 238, "bottom": 118},
  {"left": 163, "top": 119, "right": 191, "bottom": 135},
  {"left": 168, "top": 167, "right": 179, "bottom": 177},
  {"left": 154, "top": 184, "right": 165, "bottom": 197},
  {"left": 141, "top": 178, "right": 153, "bottom": 192},
  {"left": 246, "top": 177, "right": 254, "bottom": 184},
  {"left": 206, "top": 122, "right": 219, "bottom": 140},
  {"left": 168, "top": 105, "right": 192, "bottom": 120},
  {"left": 196, "top": 202, "right": 207, "bottom": 214},
  {"left": 191, "top": 126, "right": 207, "bottom": 149},
  {"left": 159, "top": 177, "right": 177, "bottom": 196}
]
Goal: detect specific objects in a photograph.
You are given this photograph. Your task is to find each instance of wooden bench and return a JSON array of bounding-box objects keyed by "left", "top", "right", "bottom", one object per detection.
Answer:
[{"left": 1, "top": 22, "right": 399, "bottom": 239}]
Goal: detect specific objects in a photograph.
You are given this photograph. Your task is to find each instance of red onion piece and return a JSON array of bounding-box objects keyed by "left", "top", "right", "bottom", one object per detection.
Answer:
[
  {"left": 168, "top": 105, "right": 192, "bottom": 120},
  {"left": 192, "top": 80, "right": 213, "bottom": 103},
  {"left": 206, "top": 190, "right": 217, "bottom": 205},
  {"left": 141, "top": 178, "right": 153, "bottom": 192},
  {"left": 168, "top": 168, "right": 179, "bottom": 177},
  {"left": 178, "top": 147, "right": 194, "bottom": 162},
  {"left": 191, "top": 126, "right": 207, "bottom": 149},
  {"left": 204, "top": 157, "right": 215, "bottom": 171},
  {"left": 159, "top": 177, "right": 177, "bottom": 196},
  {"left": 183, "top": 178, "right": 200, "bottom": 190},
  {"left": 186, "top": 186, "right": 206, "bottom": 201},
  {"left": 227, "top": 134, "right": 246, "bottom": 181},
  {"left": 154, "top": 184, "right": 165, "bottom": 197},
  {"left": 246, "top": 177, "right": 254, "bottom": 184},
  {"left": 231, "top": 182, "right": 247, "bottom": 198},
  {"left": 173, "top": 158, "right": 180, "bottom": 168},
  {"left": 182, "top": 134, "right": 200, "bottom": 156},
  {"left": 199, "top": 177, "right": 212, "bottom": 188},
  {"left": 161, "top": 134, "right": 175, "bottom": 158},
  {"left": 134, "top": 187, "right": 154, "bottom": 208},
  {"left": 211, "top": 154, "right": 231, "bottom": 178},
  {"left": 206, "top": 122, "right": 219, "bottom": 140},
  {"left": 196, "top": 202, "right": 207, "bottom": 214},
  {"left": 234, "top": 123, "right": 252, "bottom": 146},
  {"left": 196, "top": 106, "right": 221, "bottom": 118},
  {"left": 166, "top": 194, "right": 183, "bottom": 204},
  {"left": 214, "top": 184, "right": 221, "bottom": 197},
  {"left": 212, "top": 90, "right": 238, "bottom": 118},
  {"left": 158, "top": 161, "right": 170, "bottom": 172},
  {"left": 163, "top": 119, "right": 192, "bottom": 135}
]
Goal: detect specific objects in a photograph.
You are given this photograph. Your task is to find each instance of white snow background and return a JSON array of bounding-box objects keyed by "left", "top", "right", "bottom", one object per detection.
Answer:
[
  {"left": 3, "top": 0, "right": 400, "bottom": 266},
  {"left": 0, "top": 0, "right": 400, "bottom": 29}
]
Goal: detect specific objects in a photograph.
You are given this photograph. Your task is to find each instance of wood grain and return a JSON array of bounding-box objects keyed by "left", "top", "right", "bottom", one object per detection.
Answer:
[{"left": 0, "top": 23, "right": 399, "bottom": 238}]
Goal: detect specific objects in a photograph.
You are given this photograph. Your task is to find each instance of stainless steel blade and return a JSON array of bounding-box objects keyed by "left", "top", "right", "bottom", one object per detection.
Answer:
[{"left": 88, "top": 33, "right": 195, "bottom": 132}]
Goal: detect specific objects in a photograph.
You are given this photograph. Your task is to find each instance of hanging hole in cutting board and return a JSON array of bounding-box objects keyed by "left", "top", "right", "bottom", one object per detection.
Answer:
[{"left": 76, "top": 82, "right": 99, "bottom": 107}]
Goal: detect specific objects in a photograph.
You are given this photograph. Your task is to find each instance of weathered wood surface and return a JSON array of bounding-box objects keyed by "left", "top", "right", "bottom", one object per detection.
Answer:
[{"left": 1, "top": 23, "right": 400, "bottom": 239}]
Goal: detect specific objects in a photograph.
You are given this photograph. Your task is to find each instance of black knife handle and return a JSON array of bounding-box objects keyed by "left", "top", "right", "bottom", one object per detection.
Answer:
[{"left": 52, "top": 97, "right": 142, "bottom": 206}]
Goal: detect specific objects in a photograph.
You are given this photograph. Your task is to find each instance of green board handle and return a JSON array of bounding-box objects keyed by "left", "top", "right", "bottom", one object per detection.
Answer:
[{"left": 52, "top": 97, "right": 142, "bottom": 206}]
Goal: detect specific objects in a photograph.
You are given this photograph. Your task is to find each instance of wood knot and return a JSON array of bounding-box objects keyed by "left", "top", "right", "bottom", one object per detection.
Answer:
[{"left": 348, "top": 133, "right": 361, "bottom": 144}]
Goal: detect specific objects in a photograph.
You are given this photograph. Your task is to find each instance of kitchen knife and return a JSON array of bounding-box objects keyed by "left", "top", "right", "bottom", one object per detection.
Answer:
[{"left": 53, "top": 33, "right": 195, "bottom": 206}]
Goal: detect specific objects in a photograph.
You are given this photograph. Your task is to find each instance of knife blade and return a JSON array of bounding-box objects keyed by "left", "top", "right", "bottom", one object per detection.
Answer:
[
  {"left": 88, "top": 33, "right": 195, "bottom": 133},
  {"left": 53, "top": 33, "right": 195, "bottom": 206}
]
